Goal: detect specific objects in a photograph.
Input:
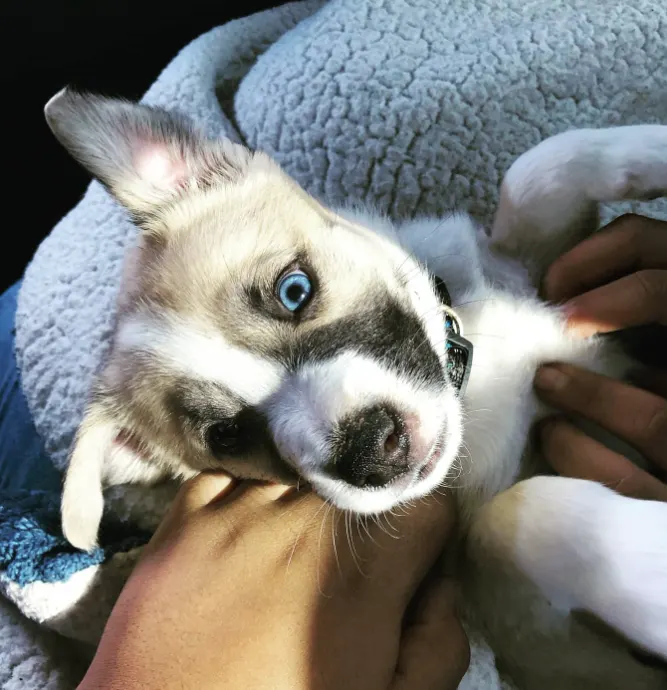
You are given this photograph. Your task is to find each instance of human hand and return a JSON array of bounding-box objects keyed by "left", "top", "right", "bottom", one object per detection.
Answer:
[
  {"left": 535, "top": 213, "right": 667, "bottom": 501},
  {"left": 535, "top": 362, "right": 667, "bottom": 501},
  {"left": 77, "top": 474, "right": 469, "bottom": 690},
  {"left": 542, "top": 213, "right": 667, "bottom": 337}
]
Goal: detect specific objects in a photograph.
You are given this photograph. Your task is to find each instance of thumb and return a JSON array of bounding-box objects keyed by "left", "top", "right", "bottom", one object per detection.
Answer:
[{"left": 392, "top": 577, "right": 470, "bottom": 690}]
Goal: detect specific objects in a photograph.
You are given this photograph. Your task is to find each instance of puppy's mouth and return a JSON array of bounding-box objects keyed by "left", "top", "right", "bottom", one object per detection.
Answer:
[
  {"left": 417, "top": 454, "right": 439, "bottom": 481},
  {"left": 416, "top": 426, "right": 448, "bottom": 481}
]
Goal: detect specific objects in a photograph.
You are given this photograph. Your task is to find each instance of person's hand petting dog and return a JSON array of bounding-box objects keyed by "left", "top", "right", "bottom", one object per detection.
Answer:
[
  {"left": 535, "top": 214, "right": 667, "bottom": 501},
  {"left": 77, "top": 473, "right": 469, "bottom": 690}
]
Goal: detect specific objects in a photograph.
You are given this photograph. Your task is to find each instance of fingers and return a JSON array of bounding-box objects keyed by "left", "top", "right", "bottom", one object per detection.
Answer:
[
  {"left": 539, "top": 213, "right": 667, "bottom": 501},
  {"left": 544, "top": 214, "right": 667, "bottom": 303},
  {"left": 174, "top": 471, "right": 458, "bottom": 606},
  {"left": 276, "top": 490, "right": 459, "bottom": 609},
  {"left": 538, "top": 417, "right": 667, "bottom": 502},
  {"left": 359, "top": 494, "right": 459, "bottom": 595},
  {"left": 564, "top": 270, "right": 667, "bottom": 337},
  {"left": 535, "top": 363, "right": 667, "bottom": 471},
  {"left": 177, "top": 472, "right": 237, "bottom": 514},
  {"left": 392, "top": 578, "right": 470, "bottom": 690},
  {"left": 632, "top": 368, "right": 667, "bottom": 399},
  {"left": 179, "top": 472, "right": 301, "bottom": 514},
  {"left": 542, "top": 214, "right": 667, "bottom": 337}
]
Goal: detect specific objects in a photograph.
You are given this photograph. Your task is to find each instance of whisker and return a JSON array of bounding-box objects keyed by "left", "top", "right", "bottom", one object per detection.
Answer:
[
  {"left": 346, "top": 511, "right": 368, "bottom": 577},
  {"left": 453, "top": 297, "right": 504, "bottom": 309},
  {"left": 285, "top": 499, "right": 329, "bottom": 573},
  {"left": 316, "top": 501, "right": 336, "bottom": 598},
  {"left": 332, "top": 508, "right": 344, "bottom": 577},
  {"left": 379, "top": 511, "right": 401, "bottom": 539},
  {"left": 361, "top": 514, "right": 379, "bottom": 546},
  {"left": 394, "top": 220, "right": 450, "bottom": 276}
]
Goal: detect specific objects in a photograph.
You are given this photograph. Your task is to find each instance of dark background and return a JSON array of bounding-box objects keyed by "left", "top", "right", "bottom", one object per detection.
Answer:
[{"left": 0, "top": 1, "right": 289, "bottom": 294}]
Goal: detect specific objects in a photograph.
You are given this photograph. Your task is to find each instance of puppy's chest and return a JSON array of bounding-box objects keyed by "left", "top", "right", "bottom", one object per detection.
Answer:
[{"left": 454, "top": 291, "right": 613, "bottom": 507}]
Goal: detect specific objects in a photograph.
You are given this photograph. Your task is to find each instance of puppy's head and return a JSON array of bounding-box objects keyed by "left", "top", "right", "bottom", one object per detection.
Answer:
[{"left": 48, "top": 90, "right": 463, "bottom": 550}]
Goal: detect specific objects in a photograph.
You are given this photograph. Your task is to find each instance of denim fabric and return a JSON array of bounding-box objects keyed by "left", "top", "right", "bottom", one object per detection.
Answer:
[{"left": 0, "top": 282, "right": 61, "bottom": 493}]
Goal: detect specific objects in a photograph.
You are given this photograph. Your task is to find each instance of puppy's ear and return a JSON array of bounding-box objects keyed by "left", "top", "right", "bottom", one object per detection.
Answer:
[{"left": 44, "top": 88, "right": 251, "bottom": 224}]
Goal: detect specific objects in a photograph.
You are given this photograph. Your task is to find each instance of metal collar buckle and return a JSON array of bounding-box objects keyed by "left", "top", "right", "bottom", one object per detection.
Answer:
[{"left": 442, "top": 305, "right": 473, "bottom": 397}]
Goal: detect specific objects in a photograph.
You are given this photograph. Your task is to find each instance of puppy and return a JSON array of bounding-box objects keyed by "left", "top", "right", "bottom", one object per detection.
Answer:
[{"left": 45, "top": 88, "right": 667, "bottom": 689}]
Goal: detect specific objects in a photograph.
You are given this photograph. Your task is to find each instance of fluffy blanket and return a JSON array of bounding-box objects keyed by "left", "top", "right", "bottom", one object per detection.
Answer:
[{"left": 5, "top": 0, "right": 667, "bottom": 686}]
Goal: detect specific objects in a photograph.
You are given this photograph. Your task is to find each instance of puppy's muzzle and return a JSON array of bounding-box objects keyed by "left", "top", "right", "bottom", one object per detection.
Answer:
[{"left": 328, "top": 405, "right": 410, "bottom": 488}]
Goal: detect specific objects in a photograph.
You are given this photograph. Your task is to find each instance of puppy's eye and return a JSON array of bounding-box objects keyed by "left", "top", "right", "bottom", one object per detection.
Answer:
[
  {"left": 277, "top": 270, "right": 313, "bottom": 312},
  {"left": 207, "top": 419, "right": 240, "bottom": 454}
]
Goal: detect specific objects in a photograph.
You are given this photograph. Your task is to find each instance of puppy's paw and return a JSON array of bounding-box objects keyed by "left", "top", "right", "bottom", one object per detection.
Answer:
[
  {"left": 471, "top": 476, "right": 667, "bottom": 661},
  {"left": 61, "top": 483, "right": 104, "bottom": 552},
  {"left": 490, "top": 130, "right": 600, "bottom": 276},
  {"left": 593, "top": 497, "right": 667, "bottom": 660},
  {"left": 491, "top": 125, "right": 667, "bottom": 278}
]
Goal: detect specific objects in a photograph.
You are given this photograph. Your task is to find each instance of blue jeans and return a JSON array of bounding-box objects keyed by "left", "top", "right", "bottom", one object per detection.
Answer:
[{"left": 0, "top": 282, "right": 61, "bottom": 493}]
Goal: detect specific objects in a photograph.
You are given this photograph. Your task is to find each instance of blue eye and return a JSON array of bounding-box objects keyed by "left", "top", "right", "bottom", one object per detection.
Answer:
[{"left": 277, "top": 270, "right": 313, "bottom": 312}]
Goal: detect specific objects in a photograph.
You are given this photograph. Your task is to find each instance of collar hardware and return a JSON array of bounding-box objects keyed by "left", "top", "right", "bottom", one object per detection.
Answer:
[{"left": 442, "top": 305, "right": 473, "bottom": 397}]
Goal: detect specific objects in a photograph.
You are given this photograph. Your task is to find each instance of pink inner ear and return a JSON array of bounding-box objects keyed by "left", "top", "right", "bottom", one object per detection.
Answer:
[{"left": 134, "top": 143, "right": 190, "bottom": 192}]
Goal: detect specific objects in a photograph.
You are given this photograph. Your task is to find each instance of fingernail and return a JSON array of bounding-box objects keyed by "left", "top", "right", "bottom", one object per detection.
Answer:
[
  {"left": 562, "top": 297, "right": 577, "bottom": 314},
  {"left": 566, "top": 322, "right": 600, "bottom": 339},
  {"left": 562, "top": 301, "right": 602, "bottom": 339},
  {"left": 534, "top": 365, "right": 570, "bottom": 392},
  {"left": 562, "top": 299, "right": 585, "bottom": 326}
]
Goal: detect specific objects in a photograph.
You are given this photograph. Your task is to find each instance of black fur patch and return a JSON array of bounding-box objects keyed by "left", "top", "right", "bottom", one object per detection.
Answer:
[
  {"left": 166, "top": 380, "right": 270, "bottom": 457},
  {"left": 287, "top": 297, "right": 445, "bottom": 386}
]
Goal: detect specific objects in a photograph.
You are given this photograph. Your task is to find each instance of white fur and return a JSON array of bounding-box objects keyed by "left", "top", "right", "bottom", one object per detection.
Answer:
[
  {"left": 116, "top": 311, "right": 285, "bottom": 405},
  {"left": 492, "top": 125, "right": 667, "bottom": 280},
  {"left": 267, "top": 351, "right": 461, "bottom": 513},
  {"left": 475, "top": 477, "right": 667, "bottom": 657}
]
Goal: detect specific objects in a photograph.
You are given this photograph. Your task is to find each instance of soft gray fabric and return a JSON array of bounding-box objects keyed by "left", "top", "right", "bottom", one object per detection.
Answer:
[
  {"left": 10, "top": 0, "right": 667, "bottom": 687},
  {"left": 0, "top": 595, "right": 89, "bottom": 690},
  {"left": 235, "top": 0, "right": 667, "bottom": 223}
]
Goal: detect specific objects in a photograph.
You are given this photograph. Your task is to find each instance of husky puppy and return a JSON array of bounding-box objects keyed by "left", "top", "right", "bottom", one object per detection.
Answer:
[{"left": 45, "top": 88, "right": 667, "bottom": 689}]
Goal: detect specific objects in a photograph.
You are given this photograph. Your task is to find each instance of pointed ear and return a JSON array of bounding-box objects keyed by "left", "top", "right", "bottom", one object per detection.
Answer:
[{"left": 44, "top": 88, "right": 251, "bottom": 222}]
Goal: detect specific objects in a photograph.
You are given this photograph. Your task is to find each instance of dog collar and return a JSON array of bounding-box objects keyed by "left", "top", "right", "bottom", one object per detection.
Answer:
[{"left": 442, "top": 305, "right": 473, "bottom": 398}]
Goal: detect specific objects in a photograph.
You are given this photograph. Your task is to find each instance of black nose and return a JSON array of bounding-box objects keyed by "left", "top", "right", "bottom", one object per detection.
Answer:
[{"left": 330, "top": 406, "right": 411, "bottom": 488}]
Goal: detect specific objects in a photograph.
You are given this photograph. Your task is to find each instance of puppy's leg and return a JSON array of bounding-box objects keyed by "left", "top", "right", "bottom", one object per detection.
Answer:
[
  {"left": 62, "top": 404, "right": 166, "bottom": 552},
  {"left": 490, "top": 126, "right": 667, "bottom": 282},
  {"left": 467, "top": 475, "right": 667, "bottom": 662},
  {"left": 61, "top": 413, "right": 115, "bottom": 552}
]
